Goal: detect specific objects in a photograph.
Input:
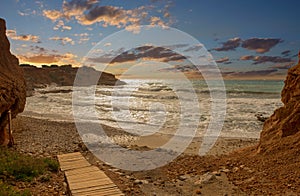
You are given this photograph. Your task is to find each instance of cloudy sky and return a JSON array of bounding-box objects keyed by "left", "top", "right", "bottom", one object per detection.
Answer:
[{"left": 1, "top": 0, "right": 299, "bottom": 79}]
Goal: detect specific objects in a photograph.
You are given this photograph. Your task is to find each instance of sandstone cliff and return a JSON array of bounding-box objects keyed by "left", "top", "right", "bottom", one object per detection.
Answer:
[
  {"left": 0, "top": 18, "right": 26, "bottom": 145},
  {"left": 221, "top": 59, "right": 300, "bottom": 194},
  {"left": 258, "top": 58, "right": 300, "bottom": 153}
]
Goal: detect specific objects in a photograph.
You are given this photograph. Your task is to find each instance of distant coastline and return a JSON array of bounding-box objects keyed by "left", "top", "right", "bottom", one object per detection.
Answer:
[{"left": 20, "top": 64, "right": 125, "bottom": 96}]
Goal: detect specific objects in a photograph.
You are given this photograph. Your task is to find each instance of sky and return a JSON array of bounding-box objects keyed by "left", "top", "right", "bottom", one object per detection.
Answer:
[{"left": 1, "top": 0, "right": 300, "bottom": 79}]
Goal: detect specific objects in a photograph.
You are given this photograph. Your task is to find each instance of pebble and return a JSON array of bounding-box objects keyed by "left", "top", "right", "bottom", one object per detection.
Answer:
[
  {"left": 212, "top": 171, "right": 221, "bottom": 176},
  {"left": 63, "top": 182, "right": 68, "bottom": 189},
  {"left": 220, "top": 168, "right": 230, "bottom": 173},
  {"left": 134, "top": 179, "right": 143, "bottom": 185},
  {"left": 141, "top": 180, "right": 149, "bottom": 184},
  {"left": 195, "top": 172, "right": 216, "bottom": 185},
  {"left": 195, "top": 189, "right": 202, "bottom": 194},
  {"left": 43, "top": 152, "right": 50, "bottom": 157},
  {"left": 233, "top": 167, "right": 239, "bottom": 172},
  {"left": 178, "top": 175, "right": 189, "bottom": 181},
  {"left": 109, "top": 168, "right": 120, "bottom": 172}
]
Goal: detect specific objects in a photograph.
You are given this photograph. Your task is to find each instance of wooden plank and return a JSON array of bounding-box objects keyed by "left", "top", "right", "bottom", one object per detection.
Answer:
[
  {"left": 66, "top": 169, "right": 108, "bottom": 178},
  {"left": 58, "top": 152, "right": 82, "bottom": 157},
  {"left": 73, "top": 186, "right": 123, "bottom": 196},
  {"left": 66, "top": 171, "right": 108, "bottom": 179},
  {"left": 66, "top": 173, "right": 108, "bottom": 183},
  {"left": 60, "top": 160, "right": 90, "bottom": 166},
  {"left": 65, "top": 166, "right": 99, "bottom": 176},
  {"left": 57, "top": 152, "right": 82, "bottom": 160},
  {"left": 69, "top": 179, "right": 115, "bottom": 190},
  {"left": 71, "top": 185, "right": 119, "bottom": 194},
  {"left": 74, "top": 189, "right": 124, "bottom": 196},
  {"left": 59, "top": 157, "right": 86, "bottom": 162},
  {"left": 60, "top": 161, "right": 91, "bottom": 171},
  {"left": 60, "top": 163, "right": 91, "bottom": 171},
  {"left": 69, "top": 178, "right": 114, "bottom": 188},
  {"left": 58, "top": 154, "right": 84, "bottom": 159},
  {"left": 57, "top": 152, "right": 124, "bottom": 196}
]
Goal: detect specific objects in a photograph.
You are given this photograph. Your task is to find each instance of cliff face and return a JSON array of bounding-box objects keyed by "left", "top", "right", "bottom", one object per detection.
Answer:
[
  {"left": 23, "top": 64, "right": 124, "bottom": 96},
  {"left": 258, "top": 60, "right": 300, "bottom": 153},
  {"left": 0, "top": 18, "right": 26, "bottom": 145}
]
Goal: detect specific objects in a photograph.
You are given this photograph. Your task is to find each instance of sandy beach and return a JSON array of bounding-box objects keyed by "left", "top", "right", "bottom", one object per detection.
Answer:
[{"left": 12, "top": 115, "right": 259, "bottom": 195}]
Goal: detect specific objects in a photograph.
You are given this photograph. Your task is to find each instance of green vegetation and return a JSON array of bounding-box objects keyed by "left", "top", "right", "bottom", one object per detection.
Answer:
[
  {"left": 0, "top": 147, "right": 59, "bottom": 195},
  {"left": 0, "top": 182, "right": 30, "bottom": 196}
]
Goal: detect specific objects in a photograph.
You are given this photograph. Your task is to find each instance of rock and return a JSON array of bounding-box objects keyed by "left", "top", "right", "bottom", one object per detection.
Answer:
[
  {"left": 195, "top": 172, "right": 216, "bottom": 185},
  {"left": 178, "top": 175, "right": 189, "bottom": 181},
  {"left": 108, "top": 168, "right": 120, "bottom": 172},
  {"left": 63, "top": 182, "right": 68, "bottom": 189},
  {"left": 133, "top": 179, "right": 143, "bottom": 185},
  {"left": 232, "top": 167, "right": 239, "bottom": 172},
  {"left": 258, "top": 57, "right": 300, "bottom": 154},
  {"left": 141, "top": 180, "right": 149, "bottom": 184},
  {"left": 244, "top": 176, "right": 255, "bottom": 183},
  {"left": 220, "top": 168, "right": 230, "bottom": 173},
  {"left": 0, "top": 18, "right": 26, "bottom": 146},
  {"left": 212, "top": 171, "right": 221, "bottom": 176},
  {"left": 255, "top": 113, "right": 268, "bottom": 122},
  {"left": 195, "top": 189, "right": 202, "bottom": 194}
]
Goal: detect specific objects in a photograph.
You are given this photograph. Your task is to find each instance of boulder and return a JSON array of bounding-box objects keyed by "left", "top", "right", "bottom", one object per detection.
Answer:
[{"left": 0, "top": 18, "right": 26, "bottom": 145}]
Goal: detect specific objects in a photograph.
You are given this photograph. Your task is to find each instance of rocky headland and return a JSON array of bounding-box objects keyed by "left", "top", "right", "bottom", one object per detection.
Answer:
[{"left": 22, "top": 64, "right": 125, "bottom": 96}]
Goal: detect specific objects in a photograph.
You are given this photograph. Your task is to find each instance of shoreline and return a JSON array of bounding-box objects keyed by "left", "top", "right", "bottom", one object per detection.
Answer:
[{"left": 14, "top": 115, "right": 259, "bottom": 157}]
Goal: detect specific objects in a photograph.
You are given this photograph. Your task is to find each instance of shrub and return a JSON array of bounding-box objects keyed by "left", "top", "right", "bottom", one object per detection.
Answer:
[
  {"left": 0, "top": 181, "right": 30, "bottom": 196},
  {"left": 0, "top": 147, "right": 59, "bottom": 181},
  {"left": 43, "top": 158, "right": 59, "bottom": 172}
]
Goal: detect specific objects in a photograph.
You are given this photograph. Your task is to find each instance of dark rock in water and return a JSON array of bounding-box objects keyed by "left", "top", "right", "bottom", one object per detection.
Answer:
[
  {"left": 38, "top": 89, "right": 73, "bottom": 94},
  {"left": 0, "top": 18, "right": 26, "bottom": 145},
  {"left": 255, "top": 113, "right": 268, "bottom": 122},
  {"left": 258, "top": 58, "right": 300, "bottom": 153},
  {"left": 22, "top": 64, "right": 125, "bottom": 96}
]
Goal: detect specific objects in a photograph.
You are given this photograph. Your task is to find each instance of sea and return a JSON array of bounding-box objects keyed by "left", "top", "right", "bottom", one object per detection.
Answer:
[{"left": 22, "top": 80, "right": 284, "bottom": 139}]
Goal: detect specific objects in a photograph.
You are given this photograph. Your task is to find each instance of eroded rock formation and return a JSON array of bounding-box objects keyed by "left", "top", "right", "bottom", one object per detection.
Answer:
[
  {"left": 258, "top": 56, "right": 300, "bottom": 153},
  {"left": 0, "top": 18, "right": 26, "bottom": 145}
]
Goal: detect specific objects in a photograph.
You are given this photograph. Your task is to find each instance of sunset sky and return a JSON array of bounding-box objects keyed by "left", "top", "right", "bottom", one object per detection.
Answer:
[{"left": 1, "top": 0, "right": 300, "bottom": 79}]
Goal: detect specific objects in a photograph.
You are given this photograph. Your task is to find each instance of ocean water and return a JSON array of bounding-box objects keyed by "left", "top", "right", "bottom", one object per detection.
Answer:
[{"left": 22, "top": 80, "right": 284, "bottom": 139}]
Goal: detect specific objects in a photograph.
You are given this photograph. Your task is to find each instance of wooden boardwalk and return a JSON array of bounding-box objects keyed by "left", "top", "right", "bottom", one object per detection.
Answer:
[{"left": 57, "top": 152, "right": 124, "bottom": 196}]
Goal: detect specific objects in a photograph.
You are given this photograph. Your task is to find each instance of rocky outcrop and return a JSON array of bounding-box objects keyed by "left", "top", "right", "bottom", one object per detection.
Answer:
[
  {"left": 22, "top": 64, "right": 125, "bottom": 96},
  {"left": 258, "top": 57, "right": 300, "bottom": 153},
  {"left": 0, "top": 18, "right": 26, "bottom": 145}
]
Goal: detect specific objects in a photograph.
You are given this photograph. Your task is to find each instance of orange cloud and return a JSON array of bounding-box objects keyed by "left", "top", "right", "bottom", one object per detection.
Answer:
[
  {"left": 6, "top": 29, "right": 40, "bottom": 43},
  {"left": 43, "top": 10, "right": 63, "bottom": 21},
  {"left": 49, "top": 36, "right": 74, "bottom": 45},
  {"left": 53, "top": 20, "right": 72, "bottom": 31},
  {"left": 215, "top": 57, "right": 230, "bottom": 63},
  {"left": 18, "top": 52, "right": 78, "bottom": 65},
  {"left": 42, "top": 1, "right": 170, "bottom": 33},
  {"left": 19, "top": 54, "right": 60, "bottom": 64}
]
